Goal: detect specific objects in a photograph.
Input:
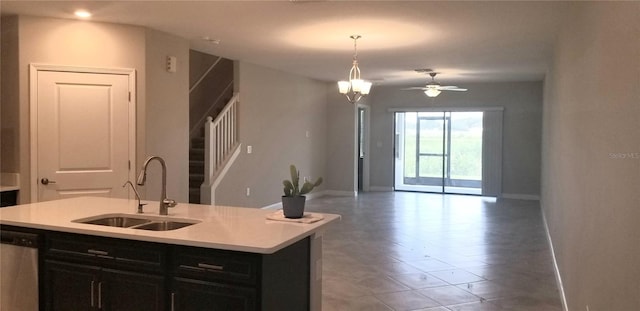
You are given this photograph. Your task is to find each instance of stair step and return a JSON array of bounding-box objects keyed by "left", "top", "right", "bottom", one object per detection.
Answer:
[
  {"left": 189, "top": 148, "right": 204, "bottom": 161},
  {"left": 191, "top": 138, "right": 205, "bottom": 149},
  {"left": 189, "top": 174, "right": 204, "bottom": 186},
  {"left": 189, "top": 161, "right": 204, "bottom": 171},
  {"left": 189, "top": 188, "right": 201, "bottom": 204}
]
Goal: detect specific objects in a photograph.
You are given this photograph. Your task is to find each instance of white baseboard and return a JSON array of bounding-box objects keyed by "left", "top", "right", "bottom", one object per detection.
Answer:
[
  {"left": 324, "top": 190, "right": 357, "bottom": 197},
  {"left": 541, "top": 207, "right": 568, "bottom": 311},
  {"left": 369, "top": 186, "right": 394, "bottom": 192},
  {"left": 501, "top": 193, "right": 540, "bottom": 200}
]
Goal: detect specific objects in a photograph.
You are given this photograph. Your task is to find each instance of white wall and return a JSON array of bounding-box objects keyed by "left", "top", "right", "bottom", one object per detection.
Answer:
[
  {"left": 215, "top": 62, "right": 328, "bottom": 208},
  {"left": 368, "top": 82, "right": 543, "bottom": 197},
  {"left": 542, "top": 2, "right": 640, "bottom": 309},
  {"left": 143, "top": 29, "right": 190, "bottom": 203}
]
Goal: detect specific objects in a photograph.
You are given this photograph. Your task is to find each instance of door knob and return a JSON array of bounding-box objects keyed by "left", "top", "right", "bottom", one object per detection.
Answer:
[{"left": 41, "top": 178, "right": 56, "bottom": 185}]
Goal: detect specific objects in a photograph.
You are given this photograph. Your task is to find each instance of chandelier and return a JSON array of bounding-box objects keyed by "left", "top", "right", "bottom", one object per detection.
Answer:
[{"left": 337, "top": 35, "right": 372, "bottom": 104}]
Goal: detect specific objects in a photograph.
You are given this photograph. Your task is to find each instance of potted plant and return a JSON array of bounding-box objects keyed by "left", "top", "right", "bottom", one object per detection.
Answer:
[{"left": 282, "top": 165, "right": 323, "bottom": 218}]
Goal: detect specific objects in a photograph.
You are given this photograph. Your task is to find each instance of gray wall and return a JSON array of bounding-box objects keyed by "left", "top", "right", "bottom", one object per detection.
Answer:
[
  {"left": 215, "top": 62, "right": 328, "bottom": 208},
  {"left": 3, "top": 15, "right": 147, "bottom": 203},
  {"left": 324, "top": 91, "right": 362, "bottom": 194},
  {"left": 368, "top": 82, "right": 542, "bottom": 197},
  {"left": 542, "top": 2, "right": 640, "bottom": 310},
  {"left": 1, "top": 16, "right": 20, "bottom": 174},
  {"left": 143, "top": 29, "right": 190, "bottom": 203}
]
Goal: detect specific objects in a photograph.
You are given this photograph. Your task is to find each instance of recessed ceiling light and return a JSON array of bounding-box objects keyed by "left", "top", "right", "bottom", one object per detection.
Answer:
[
  {"left": 201, "top": 36, "right": 221, "bottom": 44},
  {"left": 74, "top": 10, "right": 92, "bottom": 19}
]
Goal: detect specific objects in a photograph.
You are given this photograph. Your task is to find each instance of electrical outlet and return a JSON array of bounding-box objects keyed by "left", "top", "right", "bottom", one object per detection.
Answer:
[
  {"left": 247, "top": 145, "right": 252, "bottom": 154},
  {"left": 306, "top": 130, "right": 310, "bottom": 138},
  {"left": 246, "top": 187, "right": 250, "bottom": 197}
]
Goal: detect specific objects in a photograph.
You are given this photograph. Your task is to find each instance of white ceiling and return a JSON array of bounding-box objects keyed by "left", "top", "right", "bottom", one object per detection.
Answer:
[{"left": 1, "top": 1, "right": 572, "bottom": 86}]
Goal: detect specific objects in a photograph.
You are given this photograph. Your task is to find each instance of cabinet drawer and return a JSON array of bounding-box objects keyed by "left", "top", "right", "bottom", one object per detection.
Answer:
[
  {"left": 172, "top": 246, "right": 259, "bottom": 285},
  {"left": 45, "top": 232, "right": 166, "bottom": 272}
]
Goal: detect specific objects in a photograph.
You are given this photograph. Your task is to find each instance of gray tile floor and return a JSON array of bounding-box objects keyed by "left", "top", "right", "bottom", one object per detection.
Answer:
[{"left": 305, "top": 192, "right": 563, "bottom": 311}]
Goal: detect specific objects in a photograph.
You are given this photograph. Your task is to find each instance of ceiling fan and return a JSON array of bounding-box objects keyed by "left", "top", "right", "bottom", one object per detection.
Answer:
[{"left": 403, "top": 69, "right": 467, "bottom": 97}]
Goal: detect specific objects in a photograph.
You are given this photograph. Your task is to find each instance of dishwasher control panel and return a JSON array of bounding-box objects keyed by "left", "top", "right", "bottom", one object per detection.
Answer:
[{"left": 0, "top": 230, "right": 39, "bottom": 248}]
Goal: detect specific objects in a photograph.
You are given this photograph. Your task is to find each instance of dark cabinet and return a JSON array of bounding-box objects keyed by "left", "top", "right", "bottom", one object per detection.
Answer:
[
  {"left": 170, "top": 237, "right": 310, "bottom": 311},
  {"left": 171, "top": 277, "right": 256, "bottom": 311},
  {"left": 43, "top": 232, "right": 166, "bottom": 311},
  {"left": 40, "top": 230, "right": 311, "bottom": 311},
  {"left": 0, "top": 190, "right": 18, "bottom": 207},
  {"left": 44, "top": 261, "right": 165, "bottom": 311},
  {"left": 101, "top": 269, "right": 166, "bottom": 311},
  {"left": 44, "top": 260, "right": 98, "bottom": 310}
]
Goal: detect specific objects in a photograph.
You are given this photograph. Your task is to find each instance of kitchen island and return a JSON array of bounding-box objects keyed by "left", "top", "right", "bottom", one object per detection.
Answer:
[{"left": 0, "top": 196, "right": 339, "bottom": 310}]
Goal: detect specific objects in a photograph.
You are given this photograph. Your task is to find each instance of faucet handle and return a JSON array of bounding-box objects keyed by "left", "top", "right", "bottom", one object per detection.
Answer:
[
  {"left": 138, "top": 202, "right": 148, "bottom": 214},
  {"left": 163, "top": 198, "right": 177, "bottom": 208}
]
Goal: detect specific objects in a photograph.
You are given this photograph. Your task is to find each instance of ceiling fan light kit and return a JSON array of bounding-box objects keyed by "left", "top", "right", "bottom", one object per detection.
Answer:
[
  {"left": 337, "top": 35, "right": 372, "bottom": 104},
  {"left": 404, "top": 69, "right": 468, "bottom": 98},
  {"left": 424, "top": 88, "right": 442, "bottom": 97}
]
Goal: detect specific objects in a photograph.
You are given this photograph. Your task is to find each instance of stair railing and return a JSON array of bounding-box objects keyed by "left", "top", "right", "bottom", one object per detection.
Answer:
[
  {"left": 189, "top": 80, "right": 234, "bottom": 140},
  {"left": 201, "top": 93, "right": 240, "bottom": 203}
]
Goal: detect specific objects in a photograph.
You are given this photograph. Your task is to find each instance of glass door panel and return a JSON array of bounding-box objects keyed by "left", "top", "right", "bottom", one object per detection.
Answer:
[
  {"left": 445, "top": 112, "right": 483, "bottom": 194},
  {"left": 394, "top": 111, "right": 483, "bottom": 195}
]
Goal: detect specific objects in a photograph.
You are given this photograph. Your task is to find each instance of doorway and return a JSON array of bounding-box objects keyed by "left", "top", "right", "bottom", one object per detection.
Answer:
[
  {"left": 394, "top": 111, "right": 483, "bottom": 195},
  {"left": 30, "top": 64, "right": 136, "bottom": 202},
  {"left": 357, "top": 105, "right": 370, "bottom": 192}
]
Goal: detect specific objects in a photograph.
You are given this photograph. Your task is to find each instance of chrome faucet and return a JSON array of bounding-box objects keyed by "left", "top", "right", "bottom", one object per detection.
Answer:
[
  {"left": 137, "top": 156, "right": 177, "bottom": 215},
  {"left": 122, "top": 180, "right": 146, "bottom": 213}
]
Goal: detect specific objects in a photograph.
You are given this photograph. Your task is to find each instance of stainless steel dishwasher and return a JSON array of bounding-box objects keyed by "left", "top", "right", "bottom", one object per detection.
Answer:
[{"left": 0, "top": 229, "right": 39, "bottom": 311}]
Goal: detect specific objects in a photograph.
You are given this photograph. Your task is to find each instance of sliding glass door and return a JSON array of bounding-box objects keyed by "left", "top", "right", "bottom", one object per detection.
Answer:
[{"left": 394, "top": 111, "right": 483, "bottom": 194}]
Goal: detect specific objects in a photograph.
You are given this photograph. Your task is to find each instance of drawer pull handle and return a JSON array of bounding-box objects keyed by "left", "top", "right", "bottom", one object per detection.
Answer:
[
  {"left": 98, "top": 282, "right": 102, "bottom": 309},
  {"left": 87, "top": 249, "right": 109, "bottom": 256},
  {"left": 90, "top": 281, "right": 95, "bottom": 307},
  {"left": 197, "top": 263, "right": 224, "bottom": 271}
]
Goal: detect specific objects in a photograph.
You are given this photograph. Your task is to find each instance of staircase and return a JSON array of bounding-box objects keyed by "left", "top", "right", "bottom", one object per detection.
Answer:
[
  {"left": 188, "top": 51, "right": 234, "bottom": 204},
  {"left": 188, "top": 133, "right": 205, "bottom": 203}
]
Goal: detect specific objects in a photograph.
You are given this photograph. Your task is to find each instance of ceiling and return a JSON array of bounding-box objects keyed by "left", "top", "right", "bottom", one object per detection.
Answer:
[{"left": 1, "top": 1, "right": 572, "bottom": 87}]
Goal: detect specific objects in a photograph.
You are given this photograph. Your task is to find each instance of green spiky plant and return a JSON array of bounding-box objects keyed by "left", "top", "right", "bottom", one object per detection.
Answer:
[{"left": 283, "top": 165, "right": 323, "bottom": 197}]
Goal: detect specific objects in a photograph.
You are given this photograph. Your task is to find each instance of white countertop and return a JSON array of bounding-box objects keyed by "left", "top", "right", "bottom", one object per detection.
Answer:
[{"left": 0, "top": 196, "right": 340, "bottom": 254}]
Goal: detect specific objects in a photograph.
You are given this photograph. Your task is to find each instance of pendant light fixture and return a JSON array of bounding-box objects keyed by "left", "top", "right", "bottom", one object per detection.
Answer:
[{"left": 337, "top": 35, "right": 372, "bottom": 104}]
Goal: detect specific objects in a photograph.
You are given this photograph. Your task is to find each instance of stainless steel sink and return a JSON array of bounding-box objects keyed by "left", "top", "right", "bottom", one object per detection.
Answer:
[
  {"left": 134, "top": 221, "right": 195, "bottom": 231},
  {"left": 81, "top": 216, "right": 151, "bottom": 228},
  {"left": 73, "top": 213, "right": 200, "bottom": 231}
]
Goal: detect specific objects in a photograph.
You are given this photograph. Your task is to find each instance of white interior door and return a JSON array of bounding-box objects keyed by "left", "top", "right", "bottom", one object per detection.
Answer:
[{"left": 33, "top": 67, "right": 134, "bottom": 202}]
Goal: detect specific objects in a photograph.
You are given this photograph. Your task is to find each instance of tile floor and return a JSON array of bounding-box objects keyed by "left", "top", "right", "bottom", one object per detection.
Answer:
[{"left": 305, "top": 192, "right": 563, "bottom": 311}]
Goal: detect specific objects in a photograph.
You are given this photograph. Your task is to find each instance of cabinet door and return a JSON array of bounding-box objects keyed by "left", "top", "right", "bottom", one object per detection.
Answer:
[
  {"left": 44, "top": 260, "right": 100, "bottom": 310},
  {"left": 101, "top": 268, "right": 166, "bottom": 311},
  {"left": 172, "top": 278, "right": 256, "bottom": 311}
]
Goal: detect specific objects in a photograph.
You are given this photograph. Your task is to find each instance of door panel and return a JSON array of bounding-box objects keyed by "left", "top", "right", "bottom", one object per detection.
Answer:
[
  {"left": 102, "top": 269, "right": 166, "bottom": 311},
  {"left": 37, "top": 70, "right": 131, "bottom": 201},
  {"left": 44, "top": 260, "right": 100, "bottom": 310}
]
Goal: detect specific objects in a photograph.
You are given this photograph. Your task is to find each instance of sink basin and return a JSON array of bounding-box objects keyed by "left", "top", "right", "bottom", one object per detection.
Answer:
[
  {"left": 134, "top": 221, "right": 195, "bottom": 231},
  {"left": 81, "top": 216, "right": 151, "bottom": 228},
  {"left": 73, "top": 213, "right": 200, "bottom": 231}
]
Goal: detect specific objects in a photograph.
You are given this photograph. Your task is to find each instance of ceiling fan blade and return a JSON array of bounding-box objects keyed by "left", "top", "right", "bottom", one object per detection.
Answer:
[
  {"left": 401, "top": 87, "right": 428, "bottom": 90},
  {"left": 442, "top": 88, "right": 467, "bottom": 91}
]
